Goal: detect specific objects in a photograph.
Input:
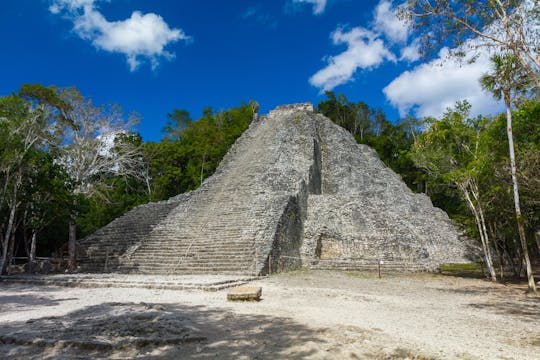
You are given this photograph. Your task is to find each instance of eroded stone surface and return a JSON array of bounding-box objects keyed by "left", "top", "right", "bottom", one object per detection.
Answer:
[
  {"left": 79, "top": 103, "right": 475, "bottom": 275},
  {"left": 227, "top": 286, "right": 262, "bottom": 301}
]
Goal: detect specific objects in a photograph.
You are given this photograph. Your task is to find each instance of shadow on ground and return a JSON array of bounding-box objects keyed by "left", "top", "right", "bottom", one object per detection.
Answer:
[
  {"left": 0, "top": 301, "right": 329, "bottom": 359},
  {"left": 469, "top": 297, "right": 540, "bottom": 323},
  {"left": 0, "top": 284, "right": 77, "bottom": 313},
  {"left": 435, "top": 282, "right": 540, "bottom": 323}
]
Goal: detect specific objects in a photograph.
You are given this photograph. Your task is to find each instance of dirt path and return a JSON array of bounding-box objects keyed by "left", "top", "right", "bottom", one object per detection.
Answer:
[{"left": 0, "top": 271, "right": 538, "bottom": 359}]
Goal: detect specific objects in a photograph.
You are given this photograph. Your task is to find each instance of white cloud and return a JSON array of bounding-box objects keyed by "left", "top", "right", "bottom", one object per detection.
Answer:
[
  {"left": 292, "top": 0, "right": 327, "bottom": 15},
  {"left": 373, "top": 0, "right": 408, "bottom": 43},
  {"left": 308, "top": 0, "right": 503, "bottom": 117},
  {"left": 310, "top": 27, "right": 396, "bottom": 91},
  {"left": 399, "top": 38, "right": 421, "bottom": 62},
  {"left": 49, "top": 0, "right": 96, "bottom": 14},
  {"left": 383, "top": 48, "right": 502, "bottom": 118},
  {"left": 49, "top": 0, "right": 190, "bottom": 71},
  {"left": 309, "top": 0, "right": 421, "bottom": 91}
]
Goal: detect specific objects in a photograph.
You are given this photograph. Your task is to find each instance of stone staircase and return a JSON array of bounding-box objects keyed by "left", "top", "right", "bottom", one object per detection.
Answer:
[
  {"left": 78, "top": 103, "right": 475, "bottom": 276},
  {"left": 78, "top": 200, "right": 181, "bottom": 272},
  {"left": 79, "top": 104, "right": 320, "bottom": 275}
]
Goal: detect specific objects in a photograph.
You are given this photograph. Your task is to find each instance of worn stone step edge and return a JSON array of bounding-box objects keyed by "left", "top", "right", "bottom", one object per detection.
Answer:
[{"left": 0, "top": 276, "right": 257, "bottom": 291}]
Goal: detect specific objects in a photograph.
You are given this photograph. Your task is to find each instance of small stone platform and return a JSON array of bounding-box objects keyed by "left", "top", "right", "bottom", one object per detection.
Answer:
[
  {"left": 0, "top": 274, "right": 257, "bottom": 291},
  {"left": 227, "top": 286, "right": 262, "bottom": 301}
]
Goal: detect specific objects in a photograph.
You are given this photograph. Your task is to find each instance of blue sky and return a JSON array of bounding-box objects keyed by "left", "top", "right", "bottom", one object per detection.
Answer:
[{"left": 0, "top": 0, "right": 500, "bottom": 141}]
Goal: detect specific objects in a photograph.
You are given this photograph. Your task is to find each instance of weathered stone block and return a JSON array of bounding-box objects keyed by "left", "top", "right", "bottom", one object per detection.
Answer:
[{"left": 227, "top": 286, "right": 262, "bottom": 301}]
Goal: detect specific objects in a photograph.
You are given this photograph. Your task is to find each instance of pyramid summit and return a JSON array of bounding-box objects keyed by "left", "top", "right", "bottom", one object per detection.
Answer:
[{"left": 78, "top": 103, "right": 474, "bottom": 274}]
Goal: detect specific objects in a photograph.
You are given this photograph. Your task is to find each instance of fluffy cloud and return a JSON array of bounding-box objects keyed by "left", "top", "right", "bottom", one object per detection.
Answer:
[
  {"left": 49, "top": 0, "right": 190, "bottom": 71},
  {"left": 383, "top": 48, "right": 501, "bottom": 118},
  {"left": 292, "top": 0, "right": 327, "bottom": 15},
  {"left": 373, "top": 0, "right": 408, "bottom": 43},
  {"left": 399, "top": 38, "right": 421, "bottom": 62},
  {"left": 310, "top": 0, "right": 418, "bottom": 91},
  {"left": 49, "top": 0, "right": 95, "bottom": 13},
  {"left": 310, "top": 27, "right": 396, "bottom": 90},
  {"left": 308, "top": 0, "right": 499, "bottom": 117}
]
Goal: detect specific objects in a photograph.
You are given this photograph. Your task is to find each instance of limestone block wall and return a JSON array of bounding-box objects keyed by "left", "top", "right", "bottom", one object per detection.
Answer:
[
  {"left": 79, "top": 103, "right": 476, "bottom": 275},
  {"left": 300, "top": 115, "right": 476, "bottom": 272}
]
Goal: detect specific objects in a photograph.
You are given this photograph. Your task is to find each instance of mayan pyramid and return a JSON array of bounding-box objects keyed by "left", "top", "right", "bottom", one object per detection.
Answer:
[{"left": 78, "top": 103, "right": 474, "bottom": 275}]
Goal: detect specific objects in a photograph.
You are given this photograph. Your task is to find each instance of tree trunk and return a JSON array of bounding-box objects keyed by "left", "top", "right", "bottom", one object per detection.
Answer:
[
  {"left": 67, "top": 213, "right": 77, "bottom": 272},
  {"left": 474, "top": 185, "right": 498, "bottom": 281},
  {"left": 0, "top": 187, "right": 18, "bottom": 275},
  {"left": 460, "top": 182, "right": 497, "bottom": 281},
  {"left": 29, "top": 231, "right": 37, "bottom": 273},
  {"left": 504, "top": 246, "right": 519, "bottom": 278},
  {"left": 489, "top": 222, "right": 504, "bottom": 280},
  {"left": 535, "top": 230, "right": 540, "bottom": 255},
  {"left": 0, "top": 170, "right": 10, "bottom": 212},
  {"left": 505, "top": 99, "right": 536, "bottom": 292},
  {"left": 514, "top": 238, "right": 524, "bottom": 279}
]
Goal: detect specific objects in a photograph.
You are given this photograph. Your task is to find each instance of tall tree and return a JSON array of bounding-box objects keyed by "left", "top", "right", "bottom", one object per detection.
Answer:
[
  {"left": 402, "top": 0, "right": 540, "bottom": 87},
  {"left": 411, "top": 102, "right": 498, "bottom": 281},
  {"left": 0, "top": 85, "right": 70, "bottom": 274},
  {"left": 19, "top": 151, "right": 70, "bottom": 272},
  {"left": 480, "top": 53, "right": 536, "bottom": 292},
  {"left": 161, "top": 109, "right": 192, "bottom": 141},
  {"left": 57, "top": 88, "right": 145, "bottom": 271}
]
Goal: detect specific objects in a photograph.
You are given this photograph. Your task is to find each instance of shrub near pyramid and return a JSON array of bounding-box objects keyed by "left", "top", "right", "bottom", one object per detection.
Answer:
[{"left": 78, "top": 104, "right": 475, "bottom": 275}]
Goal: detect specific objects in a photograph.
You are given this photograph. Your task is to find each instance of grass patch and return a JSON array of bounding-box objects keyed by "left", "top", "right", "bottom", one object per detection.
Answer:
[{"left": 440, "top": 263, "right": 485, "bottom": 278}]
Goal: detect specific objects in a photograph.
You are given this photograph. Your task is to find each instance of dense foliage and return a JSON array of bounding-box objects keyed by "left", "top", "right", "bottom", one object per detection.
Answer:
[
  {"left": 0, "top": 83, "right": 538, "bottom": 282},
  {"left": 319, "top": 92, "right": 539, "bottom": 280},
  {"left": 145, "top": 105, "right": 253, "bottom": 201},
  {"left": 0, "top": 85, "right": 253, "bottom": 271}
]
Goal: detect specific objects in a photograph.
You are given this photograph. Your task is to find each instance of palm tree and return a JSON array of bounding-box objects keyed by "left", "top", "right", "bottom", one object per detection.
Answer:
[{"left": 480, "top": 53, "right": 536, "bottom": 292}]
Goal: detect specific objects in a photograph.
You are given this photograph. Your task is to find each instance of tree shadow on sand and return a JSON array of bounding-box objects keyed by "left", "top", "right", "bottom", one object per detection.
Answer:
[
  {"left": 0, "top": 284, "right": 77, "bottom": 312},
  {"left": 435, "top": 284, "right": 540, "bottom": 323},
  {"left": 468, "top": 297, "right": 540, "bottom": 323},
  {"left": 0, "top": 301, "right": 330, "bottom": 359}
]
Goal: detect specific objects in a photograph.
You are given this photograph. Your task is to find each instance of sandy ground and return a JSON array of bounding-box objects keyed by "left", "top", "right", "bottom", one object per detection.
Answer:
[{"left": 0, "top": 270, "right": 538, "bottom": 359}]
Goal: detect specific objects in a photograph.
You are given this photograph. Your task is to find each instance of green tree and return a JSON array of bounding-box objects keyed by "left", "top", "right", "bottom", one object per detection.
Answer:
[
  {"left": 411, "top": 102, "right": 498, "bottom": 280},
  {"left": 402, "top": 0, "right": 540, "bottom": 87},
  {"left": 57, "top": 87, "right": 145, "bottom": 271},
  {"left": 480, "top": 53, "right": 536, "bottom": 292},
  {"left": 161, "top": 109, "right": 192, "bottom": 141},
  {"left": 0, "top": 85, "right": 70, "bottom": 274},
  {"left": 512, "top": 101, "right": 540, "bottom": 255},
  {"left": 147, "top": 103, "right": 253, "bottom": 200},
  {"left": 18, "top": 150, "right": 71, "bottom": 272}
]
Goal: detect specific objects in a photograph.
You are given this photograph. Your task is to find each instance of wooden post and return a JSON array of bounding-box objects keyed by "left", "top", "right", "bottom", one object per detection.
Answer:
[
  {"left": 378, "top": 259, "right": 381, "bottom": 279},
  {"left": 280, "top": 256, "right": 284, "bottom": 273},
  {"left": 269, "top": 255, "right": 272, "bottom": 274}
]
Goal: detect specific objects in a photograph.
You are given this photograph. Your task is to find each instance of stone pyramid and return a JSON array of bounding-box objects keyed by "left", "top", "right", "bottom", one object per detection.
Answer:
[{"left": 78, "top": 103, "right": 474, "bottom": 275}]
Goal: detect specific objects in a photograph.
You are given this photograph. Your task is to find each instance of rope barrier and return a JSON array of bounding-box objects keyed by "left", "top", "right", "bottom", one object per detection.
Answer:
[{"left": 271, "top": 254, "right": 424, "bottom": 278}]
